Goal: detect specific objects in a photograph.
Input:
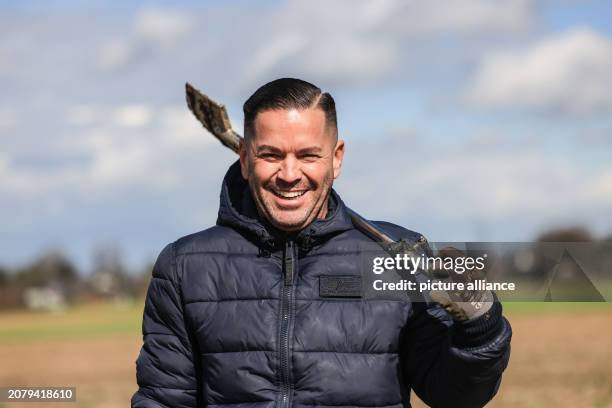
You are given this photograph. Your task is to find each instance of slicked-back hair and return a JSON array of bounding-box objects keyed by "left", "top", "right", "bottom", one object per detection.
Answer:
[{"left": 243, "top": 78, "right": 337, "bottom": 143}]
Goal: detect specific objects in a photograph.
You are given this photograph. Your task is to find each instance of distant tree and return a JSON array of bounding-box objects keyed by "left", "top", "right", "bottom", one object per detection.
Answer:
[
  {"left": 504, "top": 227, "right": 595, "bottom": 282},
  {"left": 90, "top": 245, "right": 137, "bottom": 298},
  {"left": 0, "top": 266, "right": 8, "bottom": 286},
  {"left": 0, "top": 266, "right": 18, "bottom": 309},
  {"left": 533, "top": 227, "right": 611, "bottom": 291},
  {"left": 14, "top": 251, "right": 79, "bottom": 288},
  {"left": 134, "top": 261, "right": 155, "bottom": 297},
  {"left": 537, "top": 227, "right": 592, "bottom": 242},
  {"left": 11, "top": 251, "right": 80, "bottom": 308}
]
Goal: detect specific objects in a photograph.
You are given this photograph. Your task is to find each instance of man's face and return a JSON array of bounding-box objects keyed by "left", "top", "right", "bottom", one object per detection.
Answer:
[{"left": 239, "top": 107, "right": 344, "bottom": 232}]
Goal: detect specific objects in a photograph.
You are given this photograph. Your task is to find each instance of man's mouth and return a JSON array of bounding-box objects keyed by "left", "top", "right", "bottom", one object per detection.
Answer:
[{"left": 271, "top": 189, "right": 308, "bottom": 199}]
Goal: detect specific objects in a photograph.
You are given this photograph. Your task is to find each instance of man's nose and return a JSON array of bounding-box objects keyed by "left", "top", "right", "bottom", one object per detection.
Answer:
[{"left": 277, "top": 156, "right": 301, "bottom": 184}]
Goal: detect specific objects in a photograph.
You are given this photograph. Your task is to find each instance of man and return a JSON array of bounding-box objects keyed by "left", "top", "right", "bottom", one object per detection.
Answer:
[{"left": 132, "top": 78, "right": 511, "bottom": 408}]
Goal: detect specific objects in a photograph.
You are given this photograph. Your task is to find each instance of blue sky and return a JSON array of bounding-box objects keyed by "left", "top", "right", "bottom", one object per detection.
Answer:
[{"left": 1, "top": 0, "right": 611, "bottom": 272}]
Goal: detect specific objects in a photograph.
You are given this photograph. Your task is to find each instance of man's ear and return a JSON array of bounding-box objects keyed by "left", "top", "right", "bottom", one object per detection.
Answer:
[
  {"left": 239, "top": 139, "right": 249, "bottom": 180},
  {"left": 332, "top": 139, "right": 345, "bottom": 179}
]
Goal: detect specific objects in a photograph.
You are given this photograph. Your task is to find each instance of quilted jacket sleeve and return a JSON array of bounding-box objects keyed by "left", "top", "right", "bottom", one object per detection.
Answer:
[
  {"left": 131, "top": 243, "right": 199, "bottom": 407},
  {"left": 371, "top": 222, "right": 511, "bottom": 407},
  {"left": 402, "top": 299, "right": 512, "bottom": 408}
]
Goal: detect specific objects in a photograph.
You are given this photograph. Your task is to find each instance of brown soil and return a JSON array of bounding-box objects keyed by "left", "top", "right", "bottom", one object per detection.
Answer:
[{"left": 1, "top": 311, "right": 611, "bottom": 408}]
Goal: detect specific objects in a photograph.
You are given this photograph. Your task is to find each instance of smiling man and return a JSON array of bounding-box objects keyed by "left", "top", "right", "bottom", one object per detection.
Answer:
[{"left": 132, "top": 78, "right": 511, "bottom": 408}]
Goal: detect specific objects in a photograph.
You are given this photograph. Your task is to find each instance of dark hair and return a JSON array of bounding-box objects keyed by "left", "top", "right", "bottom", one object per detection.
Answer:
[{"left": 243, "top": 78, "right": 337, "bottom": 142}]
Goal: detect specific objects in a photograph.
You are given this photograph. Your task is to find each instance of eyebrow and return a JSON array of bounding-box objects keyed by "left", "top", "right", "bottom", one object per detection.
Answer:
[
  {"left": 255, "top": 145, "right": 283, "bottom": 154},
  {"left": 255, "top": 145, "right": 323, "bottom": 155},
  {"left": 297, "top": 147, "right": 323, "bottom": 155}
]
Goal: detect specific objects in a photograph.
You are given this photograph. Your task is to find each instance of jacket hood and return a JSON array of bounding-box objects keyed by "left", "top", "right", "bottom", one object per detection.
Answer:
[{"left": 216, "top": 160, "right": 354, "bottom": 248}]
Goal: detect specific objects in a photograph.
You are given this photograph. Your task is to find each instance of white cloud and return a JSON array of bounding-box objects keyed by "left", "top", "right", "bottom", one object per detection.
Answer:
[
  {"left": 242, "top": 0, "right": 535, "bottom": 86},
  {"left": 158, "top": 107, "right": 216, "bottom": 148},
  {"left": 97, "top": 40, "right": 132, "bottom": 72},
  {"left": 464, "top": 28, "right": 612, "bottom": 114},
  {"left": 65, "top": 105, "right": 99, "bottom": 126},
  {"left": 242, "top": 0, "right": 400, "bottom": 85},
  {"left": 96, "top": 6, "right": 194, "bottom": 72},
  {"left": 78, "top": 108, "right": 206, "bottom": 190},
  {"left": 112, "top": 104, "right": 152, "bottom": 128},
  {"left": 246, "top": 34, "right": 307, "bottom": 83},
  {"left": 0, "top": 152, "right": 81, "bottom": 197},
  {"left": 300, "top": 36, "right": 396, "bottom": 82},
  {"left": 340, "top": 137, "right": 612, "bottom": 228},
  {"left": 88, "top": 134, "right": 171, "bottom": 188},
  {"left": 400, "top": 0, "right": 533, "bottom": 35},
  {"left": 134, "top": 7, "right": 194, "bottom": 49},
  {"left": 0, "top": 154, "right": 7, "bottom": 175},
  {"left": 6, "top": 0, "right": 612, "bottom": 267},
  {"left": 0, "top": 107, "right": 17, "bottom": 131},
  {"left": 584, "top": 171, "right": 612, "bottom": 204},
  {"left": 0, "top": 103, "right": 219, "bottom": 201}
]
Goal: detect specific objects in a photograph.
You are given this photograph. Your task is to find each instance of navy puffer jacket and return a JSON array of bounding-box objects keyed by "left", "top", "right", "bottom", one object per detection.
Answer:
[{"left": 132, "top": 161, "right": 511, "bottom": 408}]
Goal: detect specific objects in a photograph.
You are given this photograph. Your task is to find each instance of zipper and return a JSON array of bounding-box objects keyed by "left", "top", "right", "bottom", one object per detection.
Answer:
[
  {"left": 284, "top": 240, "right": 294, "bottom": 286},
  {"left": 279, "top": 240, "right": 295, "bottom": 408}
]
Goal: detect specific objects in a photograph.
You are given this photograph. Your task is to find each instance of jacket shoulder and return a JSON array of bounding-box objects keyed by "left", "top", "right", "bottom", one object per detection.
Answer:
[
  {"left": 171, "top": 225, "right": 252, "bottom": 256},
  {"left": 371, "top": 220, "right": 428, "bottom": 244}
]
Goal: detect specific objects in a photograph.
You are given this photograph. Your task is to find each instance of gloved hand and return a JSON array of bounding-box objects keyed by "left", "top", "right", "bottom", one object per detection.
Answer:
[{"left": 429, "top": 247, "right": 494, "bottom": 321}]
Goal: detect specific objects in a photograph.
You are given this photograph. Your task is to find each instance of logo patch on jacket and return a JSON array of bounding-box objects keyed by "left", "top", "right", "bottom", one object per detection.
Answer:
[{"left": 319, "top": 275, "right": 362, "bottom": 298}]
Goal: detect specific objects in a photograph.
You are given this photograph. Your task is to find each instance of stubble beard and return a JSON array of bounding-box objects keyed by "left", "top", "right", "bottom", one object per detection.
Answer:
[{"left": 247, "top": 164, "right": 334, "bottom": 233}]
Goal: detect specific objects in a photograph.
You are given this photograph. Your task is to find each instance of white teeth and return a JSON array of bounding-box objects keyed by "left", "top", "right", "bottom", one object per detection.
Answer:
[{"left": 274, "top": 190, "right": 306, "bottom": 198}]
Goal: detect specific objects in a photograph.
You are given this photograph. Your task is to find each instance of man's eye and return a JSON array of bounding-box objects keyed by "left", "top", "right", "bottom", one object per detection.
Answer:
[{"left": 301, "top": 154, "right": 320, "bottom": 160}]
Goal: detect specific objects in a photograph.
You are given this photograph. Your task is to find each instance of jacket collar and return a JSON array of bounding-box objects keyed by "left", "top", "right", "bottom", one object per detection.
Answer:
[{"left": 216, "top": 160, "right": 354, "bottom": 249}]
